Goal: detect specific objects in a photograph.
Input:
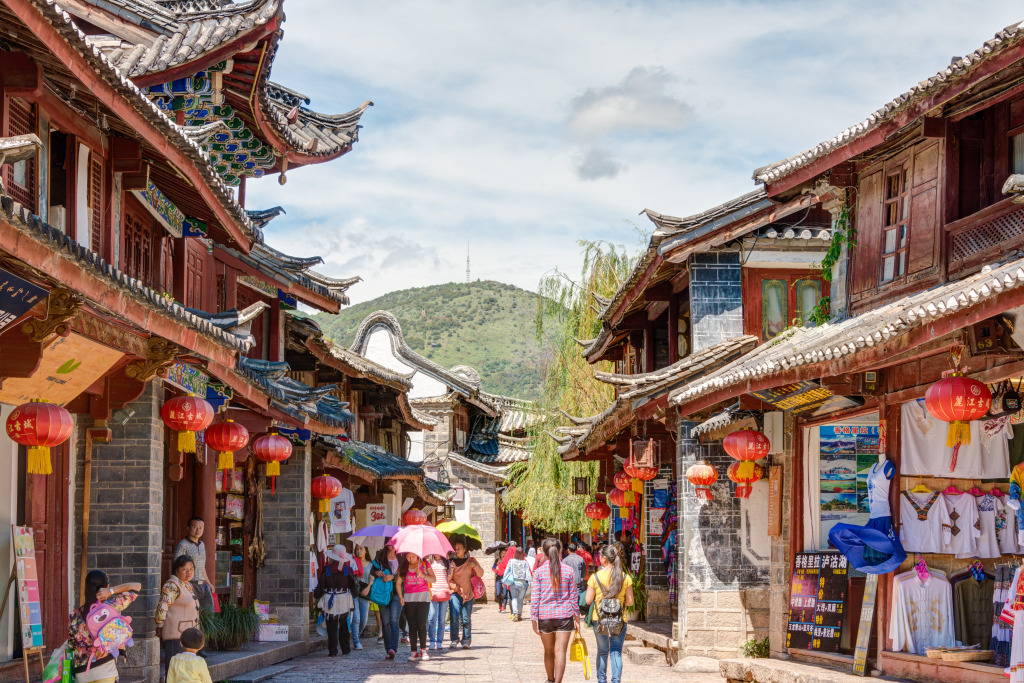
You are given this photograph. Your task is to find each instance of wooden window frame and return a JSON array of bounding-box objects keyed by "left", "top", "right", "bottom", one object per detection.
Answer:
[
  {"left": 4, "top": 97, "right": 38, "bottom": 213},
  {"left": 743, "top": 268, "right": 826, "bottom": 342},
  {"left": 880, "top": 162, "right": 910, "bottom": 285},
  {"left": 761, "top": 278, "right": 788, "bottom": 340}
]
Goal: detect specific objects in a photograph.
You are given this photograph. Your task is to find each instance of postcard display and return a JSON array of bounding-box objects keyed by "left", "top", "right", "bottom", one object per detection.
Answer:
[{"left": 215, "top": 467, "right": 247, "bottom": 604}]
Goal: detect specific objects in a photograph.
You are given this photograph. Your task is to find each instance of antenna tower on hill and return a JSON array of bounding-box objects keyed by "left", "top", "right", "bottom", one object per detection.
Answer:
[{"left": 466, "top": 242, "right": 470, "bottom": 283}]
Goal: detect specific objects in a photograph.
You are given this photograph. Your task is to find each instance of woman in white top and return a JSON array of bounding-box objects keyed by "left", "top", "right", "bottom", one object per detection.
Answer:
[{"left": 502, "top": 548, "right": 533, "bottom": 621}]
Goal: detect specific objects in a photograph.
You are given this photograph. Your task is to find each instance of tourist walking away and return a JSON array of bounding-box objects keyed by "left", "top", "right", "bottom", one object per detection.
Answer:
[
  {"left": 586, "top": 546, "right": 635, "bottom": 683},
  {"left": 315, "top": 544, "right": 356, "bottom": 656},
  {"left": 70, "top": 570, "right": 140, "bottom": 683},
  {"left": 531, "top": 538, "right": 580, "bottom": 683},
  {"left": 563, "top": 543, "right": 588, "bottom": 610},
  {"left": 448, "top": 540, "right": 484, "bottom": 648},
  {"left": 501, "top": 548, "right": 532, "bottom": 620},
  {"left": 156, "top": 555, "right": 200, "bottom": 673},
  {"left": 350, "top": 544, "right": 373, "bottom": 650},
  {"left": 427, "top": 554, "right": 450, "bottom": 649},
  {"left": 174, "top": 517, "right": 213, "bottom": 610},
  {"left": 495, "top": 542, "right": 516, "bottom": 613},
  {"left": 397, "top": 552, "right": 433, "bottom": 660},
  {"left": 368, "top": 545, "right": 401, "bottom": 659},
  {"left": 165, "top": 628, "right": 212, "bottom": 683}
]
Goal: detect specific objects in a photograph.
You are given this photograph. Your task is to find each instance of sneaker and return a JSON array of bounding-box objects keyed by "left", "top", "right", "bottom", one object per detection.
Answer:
[
  {"left": 386, "top": 649, "right": 395, "bottom": 660},
  {"left": 408, "top": 651, "right": 420, "bottom": 662},
  {"left": 400, "top": 635, "right": 410, "bottom": 644},
  {"left": 377, "top": 636, "right": 384, "bottom": 643},
  {"left": 354, "top": 643, "right": 364, "bottom": 650},
  {"left": 421, "top": 649, "right": 430, "bottom": 661},
  {"left": 461, "top": 642, "right": 470, "bottom": 649}
]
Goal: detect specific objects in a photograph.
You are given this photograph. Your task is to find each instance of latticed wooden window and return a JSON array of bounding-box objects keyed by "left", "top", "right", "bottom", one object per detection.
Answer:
[
  {"left": 881, "top": 164, "right": 910, "bottom": 283},
  {"left": 159, "top": 236, "right": 174, "bottom": 295},
  {"left": 89, "top": 158, "right": 103, "bottom": 254},
  {"left": 186, "top": 247, "right": 204, "bottom": 310},
  {"left": 123, "top": 205, "right": 152, "bottom": 283},
  {"left": 5, "top": 98, "right": 37, "bottom": 212}
]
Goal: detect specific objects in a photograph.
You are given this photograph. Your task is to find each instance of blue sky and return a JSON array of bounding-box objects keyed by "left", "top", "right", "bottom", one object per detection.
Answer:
[{"left": 248, "top": 1, "right": 1024, "bottom": 302}]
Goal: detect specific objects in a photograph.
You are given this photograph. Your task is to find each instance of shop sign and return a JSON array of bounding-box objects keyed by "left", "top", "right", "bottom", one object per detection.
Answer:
[
  {"left": 0, "top": 333, "right": 123, "bottom": 407},
  {"left": 0, "top": 268, "right": 46, "bottom": 333},
  {"left": 238, "top": 274, "right": 278, "bottom": 298},
  {"left": 786, "top": 552, "right": 847, "bottom": 652},
  {"left": 367, "top": 503, "right": 387, "bottom": 524},
  {"left": 767, "top": 465, "right": 783, "bottom": 537},
  {"left": 133, "top": 180, "right": 186, "bottom": 238},
  {"left": 12, "top": 526, "right": 44, "bottom": 649},
  {"left": 751, "top": 380, "right": 862, "bottom": 417},
  {"left": 165, "top": 362, "right": 209, "bottom": 397},
  {"left": 648, "top": 507, "right": 664, "bottom": 536}
]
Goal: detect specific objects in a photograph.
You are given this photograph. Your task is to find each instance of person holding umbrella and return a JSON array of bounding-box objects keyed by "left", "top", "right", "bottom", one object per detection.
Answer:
[{"left": 396, "top": 552, "right": 433, "bottom": 661}]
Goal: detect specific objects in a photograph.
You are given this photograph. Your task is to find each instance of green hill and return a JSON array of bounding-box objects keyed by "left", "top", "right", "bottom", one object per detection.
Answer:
[{"left": 311, "top": 281, "right": 550, "bottom": 401}]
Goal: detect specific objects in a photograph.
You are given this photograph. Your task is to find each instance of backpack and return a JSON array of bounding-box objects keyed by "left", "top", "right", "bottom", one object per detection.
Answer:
[
  {"left": 367, "top": 562, "right": 394, "bottom": 607},
  {"left": 512, "top": 560, "right": 529, "bottom": 583},
  {"left": 84, "top": 601, "right": 134, "bottom": 671},
  {"left": 593, "top": 574, "right": 625, "bottom": 637}
]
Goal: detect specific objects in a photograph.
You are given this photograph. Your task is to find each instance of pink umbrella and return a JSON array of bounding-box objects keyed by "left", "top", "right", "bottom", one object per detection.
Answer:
[{"left": 390, "top": 524, "right": 455, "bottom": 559}]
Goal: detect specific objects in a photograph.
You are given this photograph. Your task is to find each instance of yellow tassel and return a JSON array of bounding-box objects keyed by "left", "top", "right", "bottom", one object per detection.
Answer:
[
  {"left": 27, "top": 446, "right": 52, "bottom": 475},
  {"left": 178, "top": 431, "right": 196, "bottom": 454},
  {"left": 319, "top": 499, "right": 330, "bottom": 513},
  {"left": 618, "top": 507, "right": 629, "bottom": 519},
  {"left": 218, "top": 450, "right": 234, "bottom": 470},
  {"left": 266, "top": 461, "right": 280, "bottom": 477},
  {"left": 947, "top": 421, "right": 971, "bottom": 448},
  {"left": 631, "top": 478, "right": 643, "bottom": 493},
  {"left": 624, "top": 491, "right": 636, "bottom": 506}
]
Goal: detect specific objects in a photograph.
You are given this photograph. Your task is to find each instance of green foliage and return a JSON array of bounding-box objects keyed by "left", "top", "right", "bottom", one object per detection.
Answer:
[
  {"left": 503, "top": 240, "right": 640, "bottom": 533},
  {"left": 741, "top": 635, "right": 770, "bottom": 658},
  {"left": 811, "top": 194, "right": 854, "bottom": 324},
  {"left": 200, "top": 604, "right": 260, "bottom": 650},
  {"left": 310, "top": 281, "right": 548, "bottom": 400},
  {"left": 808, "top": 296, "right": 831, "bottom": 326}
]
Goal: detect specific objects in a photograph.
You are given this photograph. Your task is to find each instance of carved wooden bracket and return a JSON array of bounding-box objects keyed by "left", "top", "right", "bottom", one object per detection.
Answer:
[
  {"left": 21, "top": 288, "right": 83, "bottom": 342},
  {"left": 124, "top": 337, "right": 179, "bottom": 382}
]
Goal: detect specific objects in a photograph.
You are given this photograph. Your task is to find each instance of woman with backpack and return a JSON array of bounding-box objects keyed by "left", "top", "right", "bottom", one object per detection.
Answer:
[
  {"left": 366, "top": 545, "right": 401, "bottom": 659},
  {"left": 314, "top": 545, "right": 356, "bottom": 656},
  {"left": 501, "top": 548, "right": 532, "bottom": 621},
  {"left": 585, "top": 546, "right": 635, "bottom": 683},
  {"left": 426, "top": 554, "right": 450, "bottom": 650},
  {"left": 69, "top": 570, "right": 141, "bottom": 683},
  {"left": 155, "top": 556, "right": 200, "bottom": 673},
  {"left": 530, "top": 538, "right": 579, "bottom": 683}
]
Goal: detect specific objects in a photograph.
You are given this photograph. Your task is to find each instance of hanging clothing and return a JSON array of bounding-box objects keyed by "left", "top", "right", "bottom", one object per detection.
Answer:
[
  {"left": 998, "top": 498, "right": 1021, "bottom": 555},
  {"left": 994, "top": 565, "right": 1016, "bottom": 667},
  {"left": 952, "top": 576, "right": 994, "bottom": 648},
  {"left": 890, "top": 572, "right": 955, "bottom": 654},
  {"left": 957, "top": 494, "right": 1001, "bottom": 559},
  {"left": 1013, "top": 609, "right": 1024, "bottom": 683},
  {"left": 900, "top": 400, "right": 1011, "bottom": 478},
  {"left": 943, "top": 493, "right": 982, "bottom": 556},
  {"left": 828, "top": 461, "right": 906, "bottom": 574},
  {"left": 329, "top": 488, "right": 355, "bottom": 534},
  {"left": 899, "top": 491, "right": 952, "bottom": 553}
]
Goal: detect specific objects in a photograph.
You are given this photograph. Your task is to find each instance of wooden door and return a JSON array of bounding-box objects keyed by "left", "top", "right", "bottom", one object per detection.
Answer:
[
  {"left": 24, "top": 441, "right": 70, "bottom": 651},
  {"left": 162, "top": 419, "right": 194, "bottom": 583}
]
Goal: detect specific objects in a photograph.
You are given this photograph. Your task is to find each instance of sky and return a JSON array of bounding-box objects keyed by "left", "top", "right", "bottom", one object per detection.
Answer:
[{"left": 248, "top": 1, "right": 1024, "bottom": 303}]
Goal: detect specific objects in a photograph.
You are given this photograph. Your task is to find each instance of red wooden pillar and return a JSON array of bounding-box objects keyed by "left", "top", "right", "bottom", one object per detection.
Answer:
[
  {"left": 224, "top": 265, "right": 238, "bottom": 310},
  {"left": 24, "top": 441, "right": 70, "bottom": 650},
  {"left": 172, "top": 238, "right": 187, "bottom": 304}
]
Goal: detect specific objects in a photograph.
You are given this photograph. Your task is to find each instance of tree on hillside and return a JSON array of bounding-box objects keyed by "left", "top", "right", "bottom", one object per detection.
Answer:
[{"left": 503, "top": 239, "right": 640, "bottom": 533}]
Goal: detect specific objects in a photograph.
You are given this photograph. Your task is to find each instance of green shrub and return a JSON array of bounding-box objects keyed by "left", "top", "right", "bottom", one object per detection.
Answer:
[{"left": 741, "top": 636, "right": 770, "bottom": 658}]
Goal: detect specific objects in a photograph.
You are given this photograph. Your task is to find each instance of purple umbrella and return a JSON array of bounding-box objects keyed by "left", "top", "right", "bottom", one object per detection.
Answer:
[{"left": 348, "top": 524, "right": 400, "bottom": 550}]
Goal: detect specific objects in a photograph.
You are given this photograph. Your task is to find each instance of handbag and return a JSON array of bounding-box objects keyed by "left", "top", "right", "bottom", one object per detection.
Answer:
[
  {"left": 569, "top": 627, "right": 590, "bottom": 680},
  {"left": 470, "top": 575, "right": 486, "bottom": 600}
]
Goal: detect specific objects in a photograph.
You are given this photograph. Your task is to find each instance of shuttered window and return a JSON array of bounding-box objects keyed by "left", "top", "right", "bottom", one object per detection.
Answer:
[
  {"left": 5, "top": 98, "right": 37, "bottom": 212},
  {"left": 89, "top": 158, "right": 103, "bottom": 254}
]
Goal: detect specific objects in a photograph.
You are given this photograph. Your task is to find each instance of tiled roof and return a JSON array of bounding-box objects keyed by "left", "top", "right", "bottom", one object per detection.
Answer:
[
  {"left": 642, "top": 189, "right": 769, "bottom": 233},
  {"left": 236, "top": 356, "right": 354, "bottom": 429},
  {"left": 186, "top": 301, "right": 268, "bottom": 350},
  {"left": 670, "top": 257, "right": 1024, "bottom": 410},
  {"left": 319, "top": 436, "right": 450, "bottom": 504},
  {"left": 223, "top": 242, "right": 359, "bottom": 306},
  {"left": 483, "top": 394, "right": 540, "bottom": 432},
  {"left": 465, "top": 434, "right": 533, "bottom": 464},
  {"left": 691, "top": 403, "right": 739, "bottom": 437},
  {"left": 752, "top": 21, "right": 1024, "bottom": 185},
  {"left": 246, "top": 206, "right": 286, "bottom": 230}
]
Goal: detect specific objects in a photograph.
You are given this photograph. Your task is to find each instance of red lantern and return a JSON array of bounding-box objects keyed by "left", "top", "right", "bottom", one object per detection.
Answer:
[
  {"left": 161, "top": 395, "right": 214, "bottom": 454},
  {"left": 312, "top": 474, "right": 342, "bottom": 514},
  {"left": 6, "top": 400, "right": 73, "bottom": 475},
  {"left": 205, "top": 419, "right": 250, "bottom": 470},
  {"left": 727, "top": 461, "right": 764, "bottom": 499},
  {"left": 926, "top": 373, "right": 992, "bottom": 467},
  {"left": 585, "top": 501, "right": 611, "bottom": 520},
  {"left": 403, "top": 508, "right": 428, "bottom": 526},
  {"left": 623, "top": 455, "right": 658, "bottom": 481},
  {"left": 723, "top": 429, "right": 771, "bottom": 462},
  {"left": 612, "top": 470, "right": 632, "bottom": 491},
  {"left": 608, "top": 488, "right": 626, "bottom": 507},
  {"left": 686, "top": 460, "right": 719, "bottom": 501},
  {"left": 253, "top": 429, "right": 292, "bottom": 494}
]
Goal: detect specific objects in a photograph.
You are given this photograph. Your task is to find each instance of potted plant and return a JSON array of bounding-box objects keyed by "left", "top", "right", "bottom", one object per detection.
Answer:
[{"left": 200, "top": 604, "right": 260, "bottom": 650}]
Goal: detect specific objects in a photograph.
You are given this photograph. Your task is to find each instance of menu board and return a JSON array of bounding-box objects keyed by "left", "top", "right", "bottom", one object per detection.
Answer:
[
  {"left": 12, "top": 526, "right": 43, "bottom": 649},
  {"left": 786, "top": 552, "right": 848, "bottom": 652}
]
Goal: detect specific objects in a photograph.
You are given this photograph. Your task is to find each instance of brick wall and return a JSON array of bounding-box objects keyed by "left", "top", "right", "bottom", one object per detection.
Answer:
[
  {"left": 689, "top": 251, "right": 743, "bottom": 353},
  {"left": 448, "top": 461, "right": 499, "bottom": 602},
  {"left": 769, "top": 413, "right": 795, "bottom": 656},
  {"left": 259, "top": 441, "right": 311, "bottom": 639}
]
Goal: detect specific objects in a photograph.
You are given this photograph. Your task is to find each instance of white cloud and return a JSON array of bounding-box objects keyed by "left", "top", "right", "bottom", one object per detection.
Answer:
[{"left": 248, "top": 0, "right": 1024, "bottom": 303}]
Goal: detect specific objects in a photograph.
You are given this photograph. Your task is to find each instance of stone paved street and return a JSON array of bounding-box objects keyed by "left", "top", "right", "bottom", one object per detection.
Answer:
[{"left": 262, "top": 605, "right": 723, "bottom": 683}]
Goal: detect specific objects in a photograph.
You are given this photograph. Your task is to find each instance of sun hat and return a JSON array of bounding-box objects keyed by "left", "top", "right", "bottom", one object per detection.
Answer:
[{"left": 326, "top": 544, "right": 349, "bottom": 563}]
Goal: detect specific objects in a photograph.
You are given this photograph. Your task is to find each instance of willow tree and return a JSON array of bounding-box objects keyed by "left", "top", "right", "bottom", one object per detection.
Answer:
[{"left": 503, "top": 239, "right": 640, "bottom": 533}]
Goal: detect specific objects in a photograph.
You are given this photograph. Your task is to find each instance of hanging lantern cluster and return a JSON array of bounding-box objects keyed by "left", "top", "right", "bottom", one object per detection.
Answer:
[
  {"left": 312, "top": 474, "right": 342, "bottom": 513},
  {"left": 612, "top": 470, "right": 632, "bottom": 491},
  {"left": 161, "top": 395, "right": 214, "bottom": 454},
  {"left": 253, "top": 429, "right": 292, "bottom": 494},
  {"left": 728, "top": 461, "right": 764, "bottom": 499},
  {"left": 608, "top": 487, "right": 639, "bottom": 508},
  {"left": 6, "top": 400, "right": 73, "bottom": 475},
  {"left": 403, "top": 508, "right": 429, "bottom": 526},
  {"left": 925, "top": 372, "right": 992, "bottom": 460},
  {"left": 623, "top": 454, "right": 658, "bottom": 481},
  {"left": 723, "top": 429, "right": 770, "bottom": 498},
  {"left": 206, "top": 419, "right": 250, "bottom": 470},
  {"left": 686, "top": 460, "right": 719, "bottom": 501}
]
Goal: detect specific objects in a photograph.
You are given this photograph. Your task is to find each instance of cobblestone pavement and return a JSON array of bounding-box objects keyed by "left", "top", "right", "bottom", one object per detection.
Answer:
[{"left": 263, "top": 605, "right": 724, "bottom": 683}]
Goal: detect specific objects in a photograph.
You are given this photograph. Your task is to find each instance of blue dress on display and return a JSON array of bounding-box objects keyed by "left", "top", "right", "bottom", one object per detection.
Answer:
[{"left": 827, "top": 460, "right": 907, "bottom": 574}]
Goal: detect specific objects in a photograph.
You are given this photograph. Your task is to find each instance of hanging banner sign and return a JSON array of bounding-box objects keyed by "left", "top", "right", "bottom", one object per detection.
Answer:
[
  {"left": 132, "top": 180, "right": 186, "bottom": 238},
  {"left": 366, "top": 503, "right": 387, "bottom": 525},
  {"left": 0, "top": 333, "right": 123, "bottom": 407},
  {"left": 12, "top": 526, "right": 44, "bottom": 649},
  {"left": 0, "top": 269, "right": 46, "bottom": 333},
  {"left": 751, "top": 380, "right": 862, "bottom": 417},
  {"left": 165, "top": 363, "right": 210, "bottom": 397}
]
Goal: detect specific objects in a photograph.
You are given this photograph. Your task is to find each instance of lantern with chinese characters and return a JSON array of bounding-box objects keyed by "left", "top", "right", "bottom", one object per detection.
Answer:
[
  {"left": 253, "top": 429, "right": 292, "bottom": 494},
  {"left": 612, "top": 470, "right": 632, "bottom": 491},
  {"left": 727, "top": 461, "right": 764, "bottom": 499},
  {"left": 205, "top": 419, "right": 250, "bottom": 470},
  {"left": 686, "top": 460, "right": 719, "bottom": 501},
  {"left": 6, "top": 400, "right": 73, "bottom": 475},
  {"left": 160, "top": 395, "right": 214, "bottom": 454},
  {"left": 312, "top": 474, "right": 342, "bottom": 514},
  {"left": 403, "top": 508, "right": 428, "bottom": 526},
  {"left": 585, "top": 500, "right": 610, "bottom": 520},
  {"left": 624, "top": 454, "right": 658, "bottom": 481},
  {"left": 608, "top": 488, "right": 626, "bottom": 507},
  {"left": 925, "top": 373, "right": 992, "bottom": 455},
  {"left": 723, "top": 429, "right": 771, "bottom": 462}
]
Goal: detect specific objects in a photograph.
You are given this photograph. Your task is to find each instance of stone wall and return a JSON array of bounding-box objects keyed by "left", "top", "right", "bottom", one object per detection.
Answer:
[
  {"left": 259, "top": 441, "right": 312, "bottom": 640},
  {"left": 769, "top": 413, "right": 795, "bottom": 656},
  {"left": 74, "top": 382, "right": 164, "bottom": 683},
  {"left": 677, "top": 420, "right": 770, "bottom": 659},
  {"left": 689, "top": 251, "right": 743, "bottom": 353},
  {"left": 644, "top": 459, "right": 674, "bottom": 622},
  {"left": 448, "top": 460, "right": 499, "bottom": 602}
]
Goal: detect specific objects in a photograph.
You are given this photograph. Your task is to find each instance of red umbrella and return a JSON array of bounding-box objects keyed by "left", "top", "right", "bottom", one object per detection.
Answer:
[{"left": 390, "top": 524, "right": 455, "bottom": 559}]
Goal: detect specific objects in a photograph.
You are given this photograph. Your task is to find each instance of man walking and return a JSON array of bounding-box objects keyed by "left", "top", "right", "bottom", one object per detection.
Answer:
[
  {"left": 175, "top": 517, "right": 214, "bottom": 610},
  {"left": 563, "top": 543, "right": 587, "bottom": 610}
]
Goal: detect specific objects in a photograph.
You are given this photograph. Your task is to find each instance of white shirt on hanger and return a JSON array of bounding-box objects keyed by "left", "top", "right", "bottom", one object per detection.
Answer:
[
  {"left": 943, "top": 493, "right": 982, "bottom": 556},
  {"left": 997, "top": 496, "right": 1021, "bottom": 555},
  {"left": 329, "top": 487, "right": 355, "bottom": 534},
  {"left": 891, "top": 573, "right": 955, "bottom": 654},
  {"left": 900, "top": 400, "right": 1011, "bottom": 478},
  {"left": 957, "top": 493, "right": 1001, "bottom": 559},
  {"left": 900, "top": 491, "right": 952, "bottom": 553}
]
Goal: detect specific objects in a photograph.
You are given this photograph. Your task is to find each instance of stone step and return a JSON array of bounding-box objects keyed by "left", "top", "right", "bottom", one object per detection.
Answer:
[
  {"left": 224, "top": 664, "right": 295, "bottom": 683},
  {"left": 624, "top": 644, "right": 669, "bottom": 667}
]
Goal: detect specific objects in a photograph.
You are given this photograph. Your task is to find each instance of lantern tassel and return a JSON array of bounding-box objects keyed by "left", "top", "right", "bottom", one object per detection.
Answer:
[
  {"left": 946, "top": 421, "right": 971, "bottom": 449},
  {"left": 27, "top": 446, "right": 52, "bottom": 475},
  {"left": 319, "top": 499, "right": 330, "bottom": 514},
  {"left": 178, "top": 431, "right": 197, "bottom": 454},
  {"left": 270, "top": 477, "right": 276, "bottom": 495},
  {"left": 218, "top": 450, "right": 234, "bottom": 470},
  {"left": 696, "top": 487, "right": 712, "bottom": 501},
  {"left": 267, "top": 461, "right": 281, "bottom": 478}
]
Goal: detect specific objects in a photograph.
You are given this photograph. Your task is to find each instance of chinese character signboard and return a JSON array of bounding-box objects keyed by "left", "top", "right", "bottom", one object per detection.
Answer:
[
  {"left": 367, "top": 503, "right": 387, "bottom": 525},
  {"left": 786, "top": 552, "right": 848, "bottom": 652},
  {"left": 13, "top": 526, "right": 44, "bottom": 649},
  {"left": 0, "top": 268, "right": 46, "bottom": 333},
  {"left": 751, "top": 380, "right": 862, "bottom": 417}
]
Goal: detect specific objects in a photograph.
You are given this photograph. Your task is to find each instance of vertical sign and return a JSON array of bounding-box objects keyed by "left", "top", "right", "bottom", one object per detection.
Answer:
[
  {"left": 852, "top": 573, "right": 879, "bottom": 675},
  {"left": 819, "top": 425, "right": 876, "bottom": 549},
  {"left": 786, "top": 552, "right": 847, "bottom": 652},
  {"left": 767, "top": 465, "right": 783, "bottom": 537},
  {"left": 12, "top": 526, "right": 43, "bottom": 649}
]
